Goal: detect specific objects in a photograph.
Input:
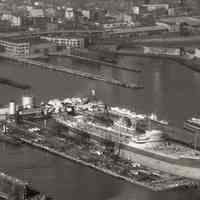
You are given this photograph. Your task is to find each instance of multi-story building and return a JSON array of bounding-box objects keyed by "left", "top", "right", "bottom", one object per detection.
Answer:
[
  {"left": 40, "top": 36, "right": 85, "bottom": 48},
  {"left": 0, "top": 39, "right": 30, "bottom": 57},
  {"left": 1, "top": 14, "right": 22, "bottom": 26},
  {"left": 65, "top": 8, "right": 74, "bottom": 20}
]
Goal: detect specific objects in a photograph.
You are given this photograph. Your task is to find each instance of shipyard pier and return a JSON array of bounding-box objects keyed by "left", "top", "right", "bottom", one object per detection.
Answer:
[
  {"left": 1, "top": 51, "right": 200, "bottom": 200},
  {"left": 0, "top": 95, "right": 200, "bottom": 195}
]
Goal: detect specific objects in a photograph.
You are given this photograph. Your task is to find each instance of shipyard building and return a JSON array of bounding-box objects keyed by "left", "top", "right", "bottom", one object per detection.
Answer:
[
  {"left": 0, "top": 39, "right": 30, "bottom": 57},
  {"left": 0, "top": 38, "right": 57, "bottom": 57},
  {"left": 40, "top": 36, "right": 85, "bottom": 48}
]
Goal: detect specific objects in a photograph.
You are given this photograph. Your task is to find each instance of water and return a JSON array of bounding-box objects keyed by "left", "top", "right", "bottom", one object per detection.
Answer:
[
  {"left": 0, "top": 55, "right": 200, "bottom": 199},
  {"left": 0, "top": 144, "right": 200, "bottom": 200}
]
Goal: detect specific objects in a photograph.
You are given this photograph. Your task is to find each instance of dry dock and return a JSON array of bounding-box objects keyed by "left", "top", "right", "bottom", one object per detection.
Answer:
[{"left": 0, "top": 53, "right": 143, "bottom": 90}]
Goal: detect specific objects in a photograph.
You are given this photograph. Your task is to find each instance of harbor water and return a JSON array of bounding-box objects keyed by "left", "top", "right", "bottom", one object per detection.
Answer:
[{"left": 0, "top": 55, "right": 200, "bottom": 199}]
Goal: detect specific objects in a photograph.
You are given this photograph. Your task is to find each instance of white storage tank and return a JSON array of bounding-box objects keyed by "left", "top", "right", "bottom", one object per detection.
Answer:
[
  {"left": 9, "top": 101, "right": 16, "bottom": 115},
  {"left": 22, "top": 96, "right": 34, "bottom": 109}
]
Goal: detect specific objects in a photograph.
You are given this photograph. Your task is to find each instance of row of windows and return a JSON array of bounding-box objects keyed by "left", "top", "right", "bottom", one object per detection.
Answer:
[
  {"left": 0, "top": 41, "right": 29, "bottom": 48},
  {"left": 40, "top": 37, "right": 84, "bottom": 48}
]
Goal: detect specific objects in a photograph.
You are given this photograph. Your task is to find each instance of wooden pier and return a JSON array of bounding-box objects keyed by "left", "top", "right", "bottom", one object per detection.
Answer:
[{"left": 0, "top": 53, "right": 143, "bottom": 90}]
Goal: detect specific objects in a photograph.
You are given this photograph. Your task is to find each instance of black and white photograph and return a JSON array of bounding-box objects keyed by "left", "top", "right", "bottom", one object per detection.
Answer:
[{"left": 0, "top": 0, "right": 200, "bottom": 199}]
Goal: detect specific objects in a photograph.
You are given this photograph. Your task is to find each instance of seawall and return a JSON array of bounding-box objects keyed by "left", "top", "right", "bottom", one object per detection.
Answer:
[
  {"left": 0, "top": 53, "right": 143, "bottom": 90},
  {"left": 114, "top": 50, "right": 200, "bottom": 73}
]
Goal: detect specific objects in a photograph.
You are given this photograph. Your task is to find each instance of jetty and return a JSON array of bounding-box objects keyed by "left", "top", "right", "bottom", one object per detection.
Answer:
[
  {"left": 0, "top": 53, "right": 143, "bottom": 90},
  {"left": 5, "top": 118, "right": 199, "bottom": 192},
  {"left": 48, "top": 52, "right": 142, "bottom": 73}
]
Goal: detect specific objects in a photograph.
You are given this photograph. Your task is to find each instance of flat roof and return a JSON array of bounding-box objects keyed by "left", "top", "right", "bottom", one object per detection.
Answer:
[
  {"left": 1, "top": 38, "right": 30, "bottom": 43},
  {"left": 1, "top": 37, "right": 48, "bottom": 44}
]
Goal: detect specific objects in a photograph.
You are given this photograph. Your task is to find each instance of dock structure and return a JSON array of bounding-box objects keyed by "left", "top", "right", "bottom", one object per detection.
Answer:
[
  {"left": 0, "top": 53, "right": 143, "bottom": 90},
  {"left": 48, "top": 52, "right": 141, "bottom": 73},
  {"left": 6, "top": 118, "right": 199, "bottom": 192}
]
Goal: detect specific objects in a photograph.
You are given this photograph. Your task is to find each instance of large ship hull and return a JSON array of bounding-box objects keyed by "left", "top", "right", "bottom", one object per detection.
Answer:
[{"left": 55, "top": 117, "right": 200, "bottom": 181}]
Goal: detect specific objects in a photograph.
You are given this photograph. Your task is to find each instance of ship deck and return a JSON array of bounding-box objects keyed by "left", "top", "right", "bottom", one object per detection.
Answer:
[{"left": 54, "top": 112, "right": 200, "bottom": 161}]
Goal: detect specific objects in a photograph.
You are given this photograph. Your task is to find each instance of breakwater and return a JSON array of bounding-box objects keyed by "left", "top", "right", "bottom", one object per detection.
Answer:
[
  {"left": 0, "top": 53, "right": 143, "bottom": 90},
  {"left": 0, "top": 77, "right": 31, "bottom": 90},
  {"left": 48, "top": 52, "right": 141, "bottom": 73}
]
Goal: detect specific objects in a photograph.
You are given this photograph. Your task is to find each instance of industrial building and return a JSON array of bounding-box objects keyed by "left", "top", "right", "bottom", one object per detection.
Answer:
[
  {"left": 0, "top": 39, "right": 30, "bottom": 57},
  {"left": 40, "top": 36, "right": 85, "bottom": 48}
]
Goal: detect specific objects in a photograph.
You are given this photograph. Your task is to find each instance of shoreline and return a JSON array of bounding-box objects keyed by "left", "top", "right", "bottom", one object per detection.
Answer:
[
  {"left": 0, "top": 53, "right": 143, "bottom": 90},
  {"left": 48, "top": 52, "right": 141, "bottom": 73},
  {"left": 114, "top": 50, "right": 200, "bottom": 73}
]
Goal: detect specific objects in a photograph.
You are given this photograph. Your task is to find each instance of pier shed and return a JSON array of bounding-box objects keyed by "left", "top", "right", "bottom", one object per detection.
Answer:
[{"left": 0, "top": 38, "right": 30, "bottom": 57}]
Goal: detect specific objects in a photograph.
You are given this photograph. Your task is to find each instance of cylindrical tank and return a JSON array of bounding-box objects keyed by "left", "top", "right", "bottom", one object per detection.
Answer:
[
  {"left": 9, "top": 101, "right": 16, "bottom": 115},
  {"left": 22, "top": 96, "right": 34, "bottom": 109}
]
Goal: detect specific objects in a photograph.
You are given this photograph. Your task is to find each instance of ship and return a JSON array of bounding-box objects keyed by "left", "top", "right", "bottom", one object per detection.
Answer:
[{"left": 50, "top": 97, "right": 200, "bottom": 181}]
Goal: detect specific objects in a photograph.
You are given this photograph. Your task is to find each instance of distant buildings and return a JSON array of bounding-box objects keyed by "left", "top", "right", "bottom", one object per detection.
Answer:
[
  {"left": 28, "top": 8, "right": 44, "bottom": 18},
  {"left": 158, "top": 16, "right": 200, "bottom": 33},
  {"left": 65, "top": 7, "right": 74, "bottom": 20},
  {"left": 1, "top": 14, "right": 22, "bottom": 26},
  {"left": 0, "top": 39, "right": 30, "bottom": 57},
  {"left": 40, "top": 36, "right": 85, "bottom": 49}
]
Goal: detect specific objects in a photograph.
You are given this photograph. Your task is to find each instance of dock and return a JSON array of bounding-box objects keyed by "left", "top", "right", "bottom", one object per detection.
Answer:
[
  {"left": 48, "top": 52, "right": 142, "bottom": 73},
  {"left": 5, "top": 120, "right": 199, "bottom": 192},
  {"left": 0, "top": 53, "right": 143, "bottom": 90}
]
